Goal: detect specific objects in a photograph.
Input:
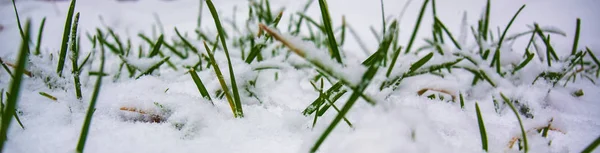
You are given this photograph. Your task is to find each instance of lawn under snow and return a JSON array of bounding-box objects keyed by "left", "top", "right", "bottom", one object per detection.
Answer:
[{"left": 0, "top": 0, "right": 599, "bottom": 153}]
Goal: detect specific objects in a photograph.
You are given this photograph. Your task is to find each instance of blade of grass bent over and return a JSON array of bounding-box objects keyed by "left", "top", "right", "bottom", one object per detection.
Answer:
[{"left": 501, "top": 93, "right": 528, "bottom": 152}]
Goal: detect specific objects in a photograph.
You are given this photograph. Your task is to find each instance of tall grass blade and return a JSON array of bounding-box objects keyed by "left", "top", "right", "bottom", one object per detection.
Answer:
[
  {"left": 206, "top": 0, "right": 244, "bottom": 117},
  {"left": 475, "top": 102, "right": 488, "bottom": 151},
  {"left": 491, "top": 5, "right": 525, "bottom": 75},
  {"left": 0, "top": 20, "right": 31, "bottom": 151},
  {"left": 203, "top": 41, "right": 239, "bottom": 117},
  {"left": 70, "top": 13, "right": 82, "bottom": 99},
  {"left": 318, "top": 0, "right": 343, "bottom": 64},
  {"left": 10, "top": 0, "right": 25, "bottom": 39},
  {"left": 501, "top": 93, "right": 528, "bottom": 152},
  {"left": 387, "top": 0, "right": 430, "bottom": 76},
  {"left": 189, "top": 68, "right": 214, "bottom": 105},
  {"left": 482, "top": 0, "right": 491, "bottom": 40},
  {"left": 57, "top": 0, "right": 78, "bottom": 77},
  {"left": 35, "top": 17, "right": 47, "bottom": 56},
  {"left": 76, "top": 34, "right": 105, "bottom": 153}
]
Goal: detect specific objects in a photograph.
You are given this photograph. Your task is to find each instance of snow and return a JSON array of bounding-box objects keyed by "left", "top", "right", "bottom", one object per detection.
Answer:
[{"left": 1, "top": 0, "right": 599, "bottom": 153}]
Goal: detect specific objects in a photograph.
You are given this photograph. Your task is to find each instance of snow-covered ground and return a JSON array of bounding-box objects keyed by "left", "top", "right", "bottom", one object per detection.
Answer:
[{"left": 0, "top": 0, "right": 599, "bottom": 153}]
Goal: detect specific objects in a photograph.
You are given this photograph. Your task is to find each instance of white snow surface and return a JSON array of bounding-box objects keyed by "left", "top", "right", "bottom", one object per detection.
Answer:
[{"left": 0, "top": 0, "right": 599, "bottom": 153}]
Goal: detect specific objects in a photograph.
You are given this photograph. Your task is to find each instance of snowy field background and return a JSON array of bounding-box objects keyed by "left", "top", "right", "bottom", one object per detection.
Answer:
[{"left": 0, "top": 0, "right": 599, "bottom": 153}]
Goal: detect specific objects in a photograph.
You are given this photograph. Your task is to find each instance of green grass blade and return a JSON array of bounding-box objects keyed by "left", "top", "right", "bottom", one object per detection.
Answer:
[
  {"left": 189, "top": 68, "right": 214, "bottom": 105},
  {"left": 312, "top": 78, "right": 325, "bottom": 129},
  {"left": 70, "top": 13, "right": 82, "bottom": 100},
  {"left": 0, "top": 19, "right": 31, "bottom": 150},
  {"left": 482, "top": 0, "right": 491, "bottom": 40},
  {"left": 491, "top": 5, "right": 525, "bottom": 75},
  {"left": 409, "top": 52, "right": 434, "bottom": 73},
  {"left": 380, "top": 0, "right": 385, "bottom": 35},
  {"left": 245, "top": 39, "right": 264, "bottom": 64},
  {"left": 459, "top": 92, "right": 465, "bottom": 109},
  {"left": 582, "top": 135, "right": 600, "bottom": 153},
  {"left": 39, "top": 92, "right": 58, "bottom": 101},
  {"left": 206, "top": 0, "right": 244, "bottom": 117},
  {"left": 135, "top": 57, "right": 170, "bottom": 79},
  {"left": 513, "top": 51, "right": 534, "bottom": 73},
  {"left": 571, "top": 18, "right": 581, "bottom": 55},
  {"left": 148, "top": 34, "right": 164, "bottom": 57},
  {"left": 386, "top": 0, "right": 430, "bottom": 76},
  {"left": 479, "top": 70, "right": 496, "bottom": 87},
  {"left": 10, "top": 0, "right": 25, "bottom": 40},
  {"left": 303, "top": 82, "right": 343, "bottom": 115},
  {"left": 174, "top": 28, "right": 203, "bottom": 56},
  {"left": 501, "top": 93, "right": 528, "bottom": 152},
  {"left": 434, "top": 17, "right": 462, "bottom": 50},
  {"left": 475, "top": 102, "right": 488, "bottom": 151},
  {"left": 76, "top": 32, "right": 105, "bottom": 153},
  {"left": 107, "top": 29, "right": 125, "bottom": 55},
  {"left": 57, "top": 0, "right": 78, "bottom": 77},
  {"left": 534, "top": 24, "right": 558, "bottom": 66},
  {"left": 310, "top": 64, "right": 379, "bottom": 153},
  {"left": 0, "top": 58, "right": 14, "bottom": 78},
  {"left": 586, "top": 48, "right": 600, "bottom": 68},
  {"left": 13, "top": 109, "right": 24, "bottom": 129},
  {"left": 163, "top": 42, "right": 187, "bottom": 59},
  {"left": 203, "top": 41, "right": 239, "bottom": 118},
  {"left": 35, "top": 17, "right": 47, "bottom": 56},
  {"left": 318, "top": 0, "right": 343, "bottom": 64},
  {"left": 78, "top": 52, "right": 92, "bottom": 72}
]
